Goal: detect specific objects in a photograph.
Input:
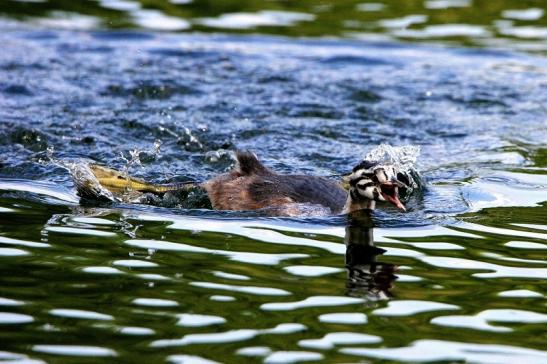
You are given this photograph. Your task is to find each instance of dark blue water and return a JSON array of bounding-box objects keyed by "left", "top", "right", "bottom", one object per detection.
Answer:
[{"left": 1, "top": 21, "right": 546, "bottom": 218}]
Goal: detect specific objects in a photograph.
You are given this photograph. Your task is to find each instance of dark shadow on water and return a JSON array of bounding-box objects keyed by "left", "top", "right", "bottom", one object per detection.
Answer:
[{"left": 344, "top": 210, "right": 397, "bottom": 299}]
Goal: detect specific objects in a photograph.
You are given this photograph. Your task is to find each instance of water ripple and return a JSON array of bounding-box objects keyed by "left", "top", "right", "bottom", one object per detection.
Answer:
[
  {"left": 341, "top": 339, "right": 547, "bottom": 363},
  {"left": 318, "top": 313, "right": 368, "bottom": 325},
  {"left": 113, "top": 259, "right": 158, "bottom": 268},
  {"left": 0, "top": 297, "right": 25, "bottom": 306},
  {"left": 261, "top": 296, "right": 364, "bottom": 311},
  {"left": 372, "top": 300, "right": 460, "bottom": 316},
  {"left": 190, "top": 281, "right": 290, "bottom": 296},
  {"left": 0, "top": 236, "right": 50, "bottom": 248},
  {"left": 49, "top": 309, "right": 113, "bottom": 320},
  {"left": 0, "top": 248, "right": 29, "bottom": 257},
  {"left": 264, "top": 351, "right": 324, "bottom": 364},
  {"left": 132, "top": 298, "right": 179, "bottom": 307},
  {"left": 168, "top": 354, "right": 219, "bottom": 364},
  {"left": 151, "top": 323, "right": 306, "bottom": 348},
  {"left": 498, "top": 289, "right": 543, "bottom": 298},
  {"left": 176, "top": 313, "right": 226, "bottom": 327},
  {"left": 125, "top": 239, "right": 308, "bottom": 265},
  {"left": 420, "top": 256, "right": 547, "bottom": 279},
  {"left": 431, "top": 309, "right": 547, "bottom": 333},
  {"left": 32, "top": 345, "right": 117, "bottom": 357},
  {"left": 0, "top": 312, "right": 34, "bottom": 324},
  {"left": 283, "top": 265, "right": 343, "bottom": 277},
  {"left": 45, "top": 226, "right": 116, "bottom": 237},
  {"left": 299, "top": 332, "right": 382, "bottom": 349}
]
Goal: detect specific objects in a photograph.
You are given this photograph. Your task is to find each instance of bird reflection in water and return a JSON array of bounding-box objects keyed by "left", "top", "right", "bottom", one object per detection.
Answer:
[{"left": 344, "top": 210, "right": 397, "bottom": 299}]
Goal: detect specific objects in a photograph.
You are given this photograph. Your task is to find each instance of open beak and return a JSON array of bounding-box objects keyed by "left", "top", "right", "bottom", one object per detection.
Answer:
[{"left": 380, "top": 182, "right": 406, "bottom": 211}]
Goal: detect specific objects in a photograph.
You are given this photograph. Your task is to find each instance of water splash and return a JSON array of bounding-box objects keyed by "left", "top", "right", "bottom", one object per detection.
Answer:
[
  {"left": 119, "top": 139, "right": 162, "bottom": 185},
  {"left": 54, "top": 140, "right": 164, "bottom": 203},
  {"left": 158, "top": 125, "right": 204, "bottom": 151},
  {"left": 64, "top": 161, "right": 118, "bottom": 203},
  {"left": 363, "top": 144, "right": 424, "bottom": 201},
  {"left": 363, "top": 144, "right": 421, "bottom": 171}
]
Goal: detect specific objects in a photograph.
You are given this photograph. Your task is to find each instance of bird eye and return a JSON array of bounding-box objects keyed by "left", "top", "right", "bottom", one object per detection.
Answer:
[
  {"left": 397, "top": 172, "right": 410, "bottom": 186},
  {"left": 357, "top": 183, "right": 373, "bottom": 190}
]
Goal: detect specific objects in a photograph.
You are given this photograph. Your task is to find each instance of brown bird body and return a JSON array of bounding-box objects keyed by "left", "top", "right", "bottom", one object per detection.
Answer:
[{"left": 202, "top": 152, "right": 347, "bottom": 215}]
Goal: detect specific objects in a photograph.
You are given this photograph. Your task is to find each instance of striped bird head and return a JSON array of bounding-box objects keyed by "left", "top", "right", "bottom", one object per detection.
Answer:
[{"left": 346, "top": 160, "right": 408, "bottom": 212}]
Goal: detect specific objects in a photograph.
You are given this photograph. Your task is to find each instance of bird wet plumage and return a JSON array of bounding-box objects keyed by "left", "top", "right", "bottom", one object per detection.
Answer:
[{"left": 202, "top": 151, "right": 348, "bottom": 215}]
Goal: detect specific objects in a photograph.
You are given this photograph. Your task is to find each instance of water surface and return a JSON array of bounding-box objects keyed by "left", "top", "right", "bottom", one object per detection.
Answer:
[{"left": 0, "top": 4, "right": 547, "bottom": 364}]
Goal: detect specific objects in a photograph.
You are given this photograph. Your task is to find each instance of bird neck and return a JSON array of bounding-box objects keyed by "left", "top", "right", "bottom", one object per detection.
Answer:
[{"left": 342, "top": 194, "right": 376, "bottom": 214}]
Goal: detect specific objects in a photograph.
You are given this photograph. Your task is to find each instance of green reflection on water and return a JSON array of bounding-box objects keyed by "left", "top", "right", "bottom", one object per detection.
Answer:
[
  {"left": 0, "top": 194, "right": 546, "bottom": 362},
  {"left": 1, "top": 0, "right": 546, "bottom": 52}
]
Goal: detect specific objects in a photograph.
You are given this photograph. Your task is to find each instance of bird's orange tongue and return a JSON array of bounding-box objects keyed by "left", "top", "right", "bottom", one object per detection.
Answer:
[{"left": 380, "top": 184, "right": 406, "bottom": 211}]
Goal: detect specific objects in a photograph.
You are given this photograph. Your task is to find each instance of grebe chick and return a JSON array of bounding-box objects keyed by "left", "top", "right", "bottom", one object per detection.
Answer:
[{"left": 75, "top": 151, "right": 408, "bottom": 216}]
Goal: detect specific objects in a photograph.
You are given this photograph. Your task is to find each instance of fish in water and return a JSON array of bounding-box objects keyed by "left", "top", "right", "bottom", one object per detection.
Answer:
[{"left": 72, "top": 151, "right": 411, "bottom": 217}]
